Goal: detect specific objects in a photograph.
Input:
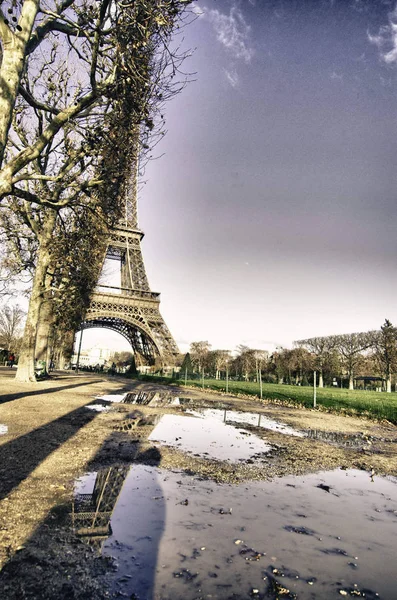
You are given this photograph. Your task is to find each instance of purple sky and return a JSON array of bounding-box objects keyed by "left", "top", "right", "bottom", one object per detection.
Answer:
[{"left": 84, "top": 0, "right": 397, "bottom": 354}]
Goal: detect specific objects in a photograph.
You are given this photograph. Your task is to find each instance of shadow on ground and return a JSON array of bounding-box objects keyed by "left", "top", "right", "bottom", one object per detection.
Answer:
[
  {"left": 0, "top": 427, "right": 165, "bottom": 600},
  {"left": 0, "top": 379, "right": 103, "bottom": 405},
  {"left": 0, "top": 404, "right": 101, "bottom": 502}
]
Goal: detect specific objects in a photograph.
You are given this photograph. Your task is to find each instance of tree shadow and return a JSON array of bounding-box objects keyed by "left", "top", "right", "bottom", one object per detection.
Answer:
[
  {"left": 0, "top": 380, "right": 104, "bottom": 405},
  {"left": 0, "top": 404, "right": 100, "bottom": 502},
  {"left": 0, "top": 432, "right": 165, "bottom": 600}
]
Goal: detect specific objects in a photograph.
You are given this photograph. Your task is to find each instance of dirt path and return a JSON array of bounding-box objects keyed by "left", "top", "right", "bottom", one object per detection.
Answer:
[{"left": 0, "top": 368, "right": 396, "bottom": 598}]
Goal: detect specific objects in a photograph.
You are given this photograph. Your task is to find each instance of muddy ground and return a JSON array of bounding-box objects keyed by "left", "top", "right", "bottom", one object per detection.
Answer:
[{"left": 0, "top": 367, "right": 396, "bottom": 599}]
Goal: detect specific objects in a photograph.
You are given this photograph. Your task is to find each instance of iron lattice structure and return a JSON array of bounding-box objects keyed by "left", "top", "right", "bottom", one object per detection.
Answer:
[
  {"left": 71, "top": 466, "right": 129, "bottom": 546},
  {"left": 83, "top": 162, "right": 179, "bottom": 365}
]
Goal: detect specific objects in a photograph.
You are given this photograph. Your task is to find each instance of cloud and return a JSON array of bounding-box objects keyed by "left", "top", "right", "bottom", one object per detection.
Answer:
[
  {"left": 239, "top": 339, "right": 280, "bottom": 352},
  {"left": 201, "top": 3, "right": 254, "bottom": 63},
  {"left": 192, "top": 5, "right": 205, "bottom": 17},
  {"left": 368, "top": 4, "right": 397, "bottom": 64},
  {"left": 224, "top": 67, "right": 239, "bottom": 87}
]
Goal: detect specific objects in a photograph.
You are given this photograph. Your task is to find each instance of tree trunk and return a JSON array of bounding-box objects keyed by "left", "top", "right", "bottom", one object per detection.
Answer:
[
  {"left": 349, "top": 373, "right": 354, "bottom": 390},
  {"left": 15, "top": 212, "right": 55, "bottom": 382},
  {"left": 35, "top": 299, "right": 54, "bottom": 374},
  {"left": 319, "top": 371, "right": 324, "bottom": 388},
  {"left": 57, "top": 330, "right": 75, "bottom": 369},
  {"left": 46, "top": 325, "right": 56, "bottom": 371},
  {"left": 15, "top": 256, "right": 49, "bottom": 382},
  {"left": 0, "top": 0, "right": 41, "bottom": 169},
  {"left": 386, "top": 375, "right": 392, "bottom": 393}
]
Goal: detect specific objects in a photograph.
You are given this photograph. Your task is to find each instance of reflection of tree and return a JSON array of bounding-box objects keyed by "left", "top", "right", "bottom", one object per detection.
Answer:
[{"left": 71, "top": 466, "right": 129, "bottom": 547}]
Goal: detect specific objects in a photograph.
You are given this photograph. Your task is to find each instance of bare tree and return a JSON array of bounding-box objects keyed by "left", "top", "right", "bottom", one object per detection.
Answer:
[
  {"left": 233, "top": 345, "right": 257, "bottom": 381},
  {"left": 295, "top": 336, "right": 337, "bottom": 388},
  {"left": 289, "top": 346, "right": 314, "bottom": 385},
  {"left": 190, "top": 341, "right": 211, "bottom": 375},
  {"left": 333, "top": 332, "right": 373, "bottom": 390},
  {"left": 208, "top": 349, "right": 231, "bottom": 379},
  {"left": 0, "top": 0, "right": 193, "bottom": 198},
  {"left": 0, "top": 303, "right": 25, "bottom": 351},
  {"left": 372, "top": 320, "right": 397, "bottom": 393},
  {"left": 0, "top": 204, "right": 36, "bottom": 297},
  {"left": 269, "top": 348, "right": 291, "bottom": 385}
]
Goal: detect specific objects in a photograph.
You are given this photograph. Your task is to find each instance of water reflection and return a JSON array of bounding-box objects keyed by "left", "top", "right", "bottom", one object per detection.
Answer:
[
  {"left": 85, "top": 403, "right": 111, "bottom": 412},
  {"left": 148, "top": 413, "right": 272, "bottom": 461},
  {"left": 74, "top": 467, "right": 397, "bottom": 600},
  {"left": 71, "top": 466, "right": 129, "bottom": 546},
  {"left": 187, "top": 408, "right": 305, "bottom": 437},
  {"left": 124, "top": 391, "right": 155, "bottom": 405},
  {"left": 74, "top": 464, "right": 165, "bottom": 599},
  {"left": 123, "top": 391, "right": 182, "bottom": 406},
  {"left": 95, "top": 394, "right": 126, "bottom": 403}
]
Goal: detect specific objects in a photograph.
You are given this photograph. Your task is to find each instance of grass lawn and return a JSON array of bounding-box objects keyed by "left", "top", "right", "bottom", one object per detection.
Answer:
[{"left": 140, "top": 375, "right": 397, "bottom": 424}]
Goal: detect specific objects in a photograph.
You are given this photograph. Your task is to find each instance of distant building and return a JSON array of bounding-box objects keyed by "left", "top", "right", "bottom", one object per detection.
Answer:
[{"left": 72, "top": 346, "right": 114, "bottom": 367}]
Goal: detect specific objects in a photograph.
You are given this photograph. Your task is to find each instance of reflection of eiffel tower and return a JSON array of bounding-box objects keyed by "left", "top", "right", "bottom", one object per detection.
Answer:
[
  {"left": 83, "top": 157, "right": 179, "bottom": 365},
  {"left": 71, "top": 466, "right": 129, "bottom": 546}
]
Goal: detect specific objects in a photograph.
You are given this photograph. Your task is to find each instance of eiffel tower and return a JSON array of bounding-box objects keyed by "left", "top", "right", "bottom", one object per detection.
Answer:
[
  {"left": 82, "top": 159, "right": 179, "bottom": 365},
  {"left": 71, "top": 466, "right": 129, "bottom": 545}
]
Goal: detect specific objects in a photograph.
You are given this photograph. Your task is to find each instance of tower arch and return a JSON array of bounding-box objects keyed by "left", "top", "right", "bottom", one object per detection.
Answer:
[{"left": 80, "top": 152, "right": 179, "bottom": 364}]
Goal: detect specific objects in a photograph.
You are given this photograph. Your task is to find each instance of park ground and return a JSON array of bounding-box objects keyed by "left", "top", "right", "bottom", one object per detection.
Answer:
[{"left": 0, "top": 367, "right": 396, "bottom": 598}]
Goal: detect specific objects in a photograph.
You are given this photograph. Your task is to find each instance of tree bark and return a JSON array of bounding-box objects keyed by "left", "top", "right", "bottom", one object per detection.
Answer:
[
  {"left": 349, "top": 373, "right": 354, "bottom": 390},
  {"left": 35, "top": 299, "right": 54, "bottom": 373},
  {"left": 0, "top": 1, "right": 40, "bottom": 167},
  {"left": 15, "top": 211, "right": 56, "bottom": 382},
  {"left": 386, "top": 375, "right": 391, "bottom": 393},
  {"left": 319, "top": 371, "right": 324, "bottom": 388}
]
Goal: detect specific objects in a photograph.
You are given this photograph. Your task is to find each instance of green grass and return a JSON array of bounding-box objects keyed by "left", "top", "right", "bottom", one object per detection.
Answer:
[{"left": 138, "top": 374, "right": 397, "bottom": 424}]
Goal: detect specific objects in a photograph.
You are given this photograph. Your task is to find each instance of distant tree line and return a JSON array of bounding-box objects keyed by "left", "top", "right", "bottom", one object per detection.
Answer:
[{"left": 183, "top": 320, "right": 397, "bottom": 393}]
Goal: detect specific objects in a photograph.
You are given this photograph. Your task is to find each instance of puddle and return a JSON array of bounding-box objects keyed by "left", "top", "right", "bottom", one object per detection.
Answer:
[
  {"left": 123, "top": 391, "right": 155, "bottom": 405},
  {"left": 123, "top": 391, "right": 182, "bottom": 406},
  {"left": 147, "top": 413, "right": 272, "bottom": 461},
  {"left": 73, "top": 467, "right": 397, "bottom": 599},
  {"left": 95, "top": 392, "right": 180, "bottom": 406},
  {"left": 176, "top": 397, "right": 193, "bottom": 405},
  {"left": 187, "top": 408, "right": 305, "bottom": 438},
  {"left": 0, "top": 424, "right": 8, "bottom": 435},
  {"left": 95, "top": 394, "right": 126, "bottom": 403},
  {"left": 71, "top": 467, "right": 130, "bottom": 545},
  {"left": 86, "top": 404, "right": 111, "bottom": 412}
]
